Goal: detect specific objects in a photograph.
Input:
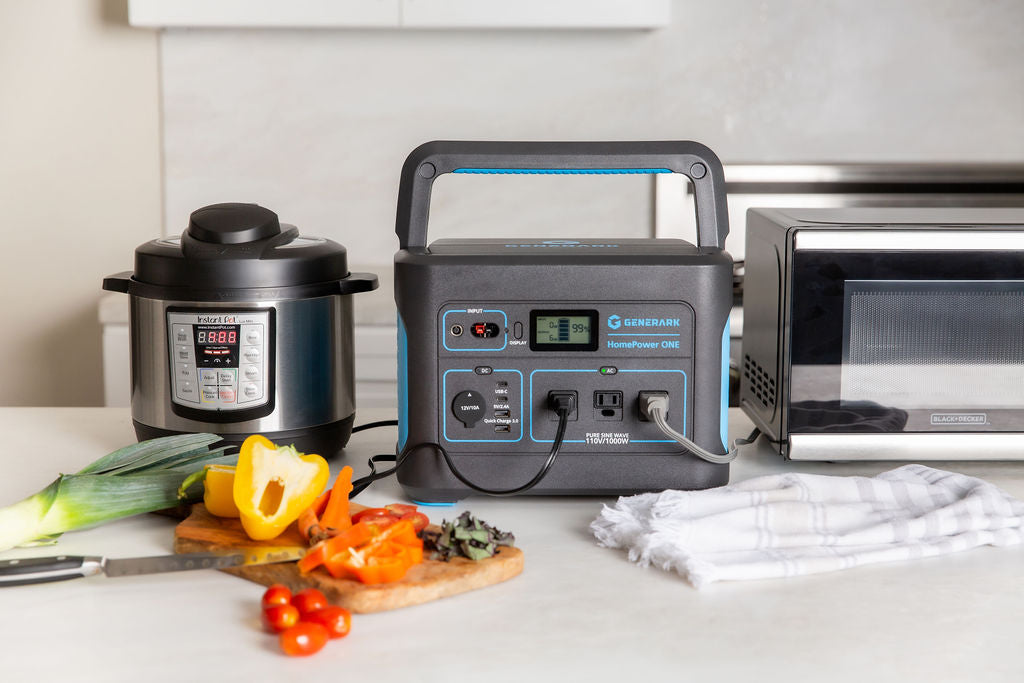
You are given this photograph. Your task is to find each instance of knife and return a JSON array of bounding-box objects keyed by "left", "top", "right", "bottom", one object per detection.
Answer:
[{"left": 0, "top": 547, "right": 304, "bottom": 587}]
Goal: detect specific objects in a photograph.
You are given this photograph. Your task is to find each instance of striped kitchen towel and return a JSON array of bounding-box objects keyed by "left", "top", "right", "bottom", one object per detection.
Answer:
[{"left": 590, "top": 465, "right": 1024, "bottom": 588}]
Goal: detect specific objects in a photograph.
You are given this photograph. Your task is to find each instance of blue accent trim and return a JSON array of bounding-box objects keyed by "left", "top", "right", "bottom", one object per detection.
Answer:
[
  {"left": 527, "top": 369, "right": 687, "bottom": 444},
  {"left": 441, "top": 309, "right": 508, "bottom": 352},
  {"left": 453, "top": 168, "right": 672, "bottom": 175},
  {"left": 412, "top": 500, "right": 457, "bottom": 507},
  {"left": 606, "top": 333, "right": 680, "bottom": 337},
  {"left": 397, "top": 314, "right": 409, "bottom": 451},
  {"left": 720, "top": 319, "right": 730, "bottom": 451},
  {"left": 442, "top": 369, "right": 524, "bottom": 443}
]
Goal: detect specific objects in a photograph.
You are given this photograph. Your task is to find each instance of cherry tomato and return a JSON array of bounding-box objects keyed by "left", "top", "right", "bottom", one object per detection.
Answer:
[
  {"left": 363, "top": 516, "right": 398, "bottom": 531},
  {"left": 304, "top": 606, "right": 352, "bottom": 639},
  {"left": 384, "top": 503, "right": 419, "bottom": 517},
  {"left": 399, "top": 511, "right": 430, "bottom": 533},
  {"left": 260, "top": 584, "right": 292, "bottom": 610},
  {"left": 351, "top": 507, "right": 393, "bottom": 524},
  {"left": 290, "top": 588, "right": 328, "bottom": 617},
  {"left": 261, "top": 604, "right": 300, "bottom": 633},
  {"left": 279, "top": 622, "right": 329, "bottom": 657}
]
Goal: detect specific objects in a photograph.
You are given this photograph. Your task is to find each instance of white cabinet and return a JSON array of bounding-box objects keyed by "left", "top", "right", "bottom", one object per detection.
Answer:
[{"left": 128, "top": 0, "right": 670, "bottom": 29}]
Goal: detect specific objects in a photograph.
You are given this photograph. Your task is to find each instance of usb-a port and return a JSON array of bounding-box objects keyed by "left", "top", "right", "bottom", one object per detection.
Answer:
[
  {"left": 494, "top": 410, "right": 510, "bottom": 418},
  {"left": 494, "top": 424, "right": 510, "bottom": 433}
]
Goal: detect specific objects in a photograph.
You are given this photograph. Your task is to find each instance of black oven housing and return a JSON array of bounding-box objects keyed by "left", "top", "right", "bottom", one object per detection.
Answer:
[{"left": 741, "top": 207, "right": 1024, "bottom": 458}]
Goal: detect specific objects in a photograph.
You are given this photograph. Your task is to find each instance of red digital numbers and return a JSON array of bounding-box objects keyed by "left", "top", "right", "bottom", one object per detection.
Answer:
[{"left": 197, "top": 329, "right": 237, "bottom": 345}]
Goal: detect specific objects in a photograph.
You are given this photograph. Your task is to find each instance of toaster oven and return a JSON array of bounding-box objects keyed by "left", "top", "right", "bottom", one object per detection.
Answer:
[{"left": 741, "top": 207, "right": 1024, "bottom": 460}]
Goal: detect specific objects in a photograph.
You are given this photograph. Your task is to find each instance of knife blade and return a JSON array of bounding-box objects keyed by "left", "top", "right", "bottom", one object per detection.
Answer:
[{"left": 0, "top": 547, "right": 304, "bottom": 587}]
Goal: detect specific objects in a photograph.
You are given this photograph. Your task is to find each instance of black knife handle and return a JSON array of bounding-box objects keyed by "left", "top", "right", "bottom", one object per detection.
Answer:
[{"left": 0, "top": 555, "right": 103, "bottom": 587}]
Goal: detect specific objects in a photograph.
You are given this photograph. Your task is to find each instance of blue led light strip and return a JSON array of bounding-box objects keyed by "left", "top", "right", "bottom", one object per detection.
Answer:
[{"left": 453, "top": 168, "right": 672, "bottom": 175}]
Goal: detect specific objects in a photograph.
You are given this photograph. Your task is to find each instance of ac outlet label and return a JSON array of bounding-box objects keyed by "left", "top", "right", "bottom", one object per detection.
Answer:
[{"left": 586, "top": 432, "right": 631, "bottom": 445}]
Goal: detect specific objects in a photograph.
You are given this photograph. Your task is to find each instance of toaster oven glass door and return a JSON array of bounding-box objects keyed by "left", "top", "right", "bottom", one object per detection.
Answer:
[{"left": 788, "top": 249, "right": 1024, "bottom": 433}]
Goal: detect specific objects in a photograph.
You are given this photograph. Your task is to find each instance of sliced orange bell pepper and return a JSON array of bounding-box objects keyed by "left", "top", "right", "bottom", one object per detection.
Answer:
[
  {"left": 297, "top": 540, "right": 329, "bottom": 574},
  {"left": 297, "top": 520, "right": 378, "bottom": 574},
  {"left": 320, "top": 466, "right": 353, "bottom": 533},
  {"left": 301, "top": 519, "right": 423, "bottom": 583},
  {"left": 327, "top": 541, "right": 420, "bottom": 584},
  {"left": 324, "top": 520, "right": 423, "bottom": 583}
]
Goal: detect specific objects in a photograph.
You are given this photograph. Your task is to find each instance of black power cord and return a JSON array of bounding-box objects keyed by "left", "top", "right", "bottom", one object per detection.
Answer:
[
  {"left": 348, "top": 393, "right": 574, "bottom": 498},
  {"left": 350, "top": 419, "right": 398, "bottom": 434}
]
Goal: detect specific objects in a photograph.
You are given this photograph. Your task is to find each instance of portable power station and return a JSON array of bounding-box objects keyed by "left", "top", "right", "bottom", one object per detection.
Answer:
[{"left": 393, "top": 141, "right": 734, "bottom": 502}]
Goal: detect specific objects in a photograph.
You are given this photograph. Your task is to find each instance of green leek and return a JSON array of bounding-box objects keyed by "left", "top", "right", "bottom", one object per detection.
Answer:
[{"left": 0, "top": 433, "right": 236, "bottom": 552}]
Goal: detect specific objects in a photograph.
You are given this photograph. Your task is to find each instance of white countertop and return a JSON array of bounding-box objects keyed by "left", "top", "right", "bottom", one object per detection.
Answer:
[{"left": 1, "top": 406, "right": 1022, "bottom": 682}]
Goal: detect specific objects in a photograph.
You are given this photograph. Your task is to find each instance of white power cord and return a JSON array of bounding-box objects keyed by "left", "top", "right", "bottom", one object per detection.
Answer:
[{"left": 640, "top": 392, "right": 758, "bottom": 464}]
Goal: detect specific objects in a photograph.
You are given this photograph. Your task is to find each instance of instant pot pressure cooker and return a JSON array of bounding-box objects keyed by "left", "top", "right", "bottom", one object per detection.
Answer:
[{"left": 103, "top": 203, "right": 378, "bottom": 458}]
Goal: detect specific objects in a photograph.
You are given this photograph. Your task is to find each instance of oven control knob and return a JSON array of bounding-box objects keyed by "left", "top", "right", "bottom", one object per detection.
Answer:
[{"left": 452, "top": 390, "right": 486, "bottom": 428}]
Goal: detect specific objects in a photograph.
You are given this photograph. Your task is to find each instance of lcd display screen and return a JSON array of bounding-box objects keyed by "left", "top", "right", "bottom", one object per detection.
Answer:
[
  {"left": 195, "top": 324, "right": 240, "bottom": 367},
  {"left": 530, "top": 310, "right": 598, "bottom": 352}
]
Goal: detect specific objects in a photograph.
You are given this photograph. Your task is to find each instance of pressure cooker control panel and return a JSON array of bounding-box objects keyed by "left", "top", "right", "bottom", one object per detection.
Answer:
[{"left": 167, "top": 310, "right": 272, "bottom": 412}]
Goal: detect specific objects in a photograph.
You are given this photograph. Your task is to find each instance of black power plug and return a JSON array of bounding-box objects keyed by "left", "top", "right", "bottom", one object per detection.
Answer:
[{"left": 547, "top": 391, "right": 577, "bottom": 420}]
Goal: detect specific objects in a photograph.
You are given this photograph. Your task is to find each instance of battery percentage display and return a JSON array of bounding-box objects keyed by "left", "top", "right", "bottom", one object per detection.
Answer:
[{"left": 534, "top": 315, "right": 592, "bottom": 345}]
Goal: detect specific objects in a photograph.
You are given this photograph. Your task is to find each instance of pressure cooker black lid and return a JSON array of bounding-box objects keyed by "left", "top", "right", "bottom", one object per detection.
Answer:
[{"left": 106, "top": 203, "right": 377, "bottom": 300}]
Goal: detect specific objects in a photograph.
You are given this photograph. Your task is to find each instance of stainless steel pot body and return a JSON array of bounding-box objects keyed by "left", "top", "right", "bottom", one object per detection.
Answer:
[{"left": 129, "top": 294, "right": 355, "bottom": 437}]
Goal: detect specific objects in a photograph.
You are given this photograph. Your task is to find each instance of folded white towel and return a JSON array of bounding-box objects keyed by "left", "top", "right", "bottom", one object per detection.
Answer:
[{"left": 591, "top": 465, "right": 1024, "bottom": 588}]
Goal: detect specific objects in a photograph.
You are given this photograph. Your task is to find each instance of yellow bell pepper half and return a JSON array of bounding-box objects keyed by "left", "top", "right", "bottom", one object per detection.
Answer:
[
  {"left": 203, "top": 464, "right": 240, "bottom": 518},
  {"left": 233, "top": 434, "right": 330, "bottom": 541}
]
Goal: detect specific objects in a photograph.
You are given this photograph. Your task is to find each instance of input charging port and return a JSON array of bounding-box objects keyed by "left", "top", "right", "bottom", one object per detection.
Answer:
[
  {"left": 450, "top": 324, "right": 464, "bottom": 336},
  {"left": 470, "top": 322, "right": 501, "bottom": 338}
]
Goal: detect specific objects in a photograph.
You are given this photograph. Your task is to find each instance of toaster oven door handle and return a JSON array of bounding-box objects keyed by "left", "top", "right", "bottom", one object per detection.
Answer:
[{"left": 395, "top": 140, "right": 729, "bottom": 251}]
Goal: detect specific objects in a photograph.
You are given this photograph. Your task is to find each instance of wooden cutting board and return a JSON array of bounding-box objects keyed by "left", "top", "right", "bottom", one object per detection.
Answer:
[{"left": 173, "top": 504, "right": 524, "bottom": 613}]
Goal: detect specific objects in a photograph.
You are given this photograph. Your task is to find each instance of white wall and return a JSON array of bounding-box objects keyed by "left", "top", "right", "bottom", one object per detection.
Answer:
[
  {"left": 158, "top": 0, "right": 1024, "bottom": 326},
  {"left": 0, "top": 0, "right": 162, "bottom": 405},
  {"left": 2, "top": 0, "right": 1022, "bottom": 405}
]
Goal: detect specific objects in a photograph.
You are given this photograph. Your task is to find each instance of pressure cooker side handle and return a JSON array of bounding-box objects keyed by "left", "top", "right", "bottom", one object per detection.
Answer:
[
  {"left": 394, "top": 140, "right": 729, "bottom": 251},
  {"left": 336, "top": 272, "right": 379, "bottom": 295},
  {"left": 102, "top": 271, "right": 134, "bottom": 293}
]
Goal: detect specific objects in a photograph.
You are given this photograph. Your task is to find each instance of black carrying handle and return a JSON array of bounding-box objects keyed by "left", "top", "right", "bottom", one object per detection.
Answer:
[{"left": 395, "top": 140, "right": 729, "bottom": 250}]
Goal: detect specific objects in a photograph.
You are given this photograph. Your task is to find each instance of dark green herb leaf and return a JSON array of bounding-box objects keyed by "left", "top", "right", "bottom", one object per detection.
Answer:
[{"left": 423, "top": 511, "right": 515, "bottom": 562}]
